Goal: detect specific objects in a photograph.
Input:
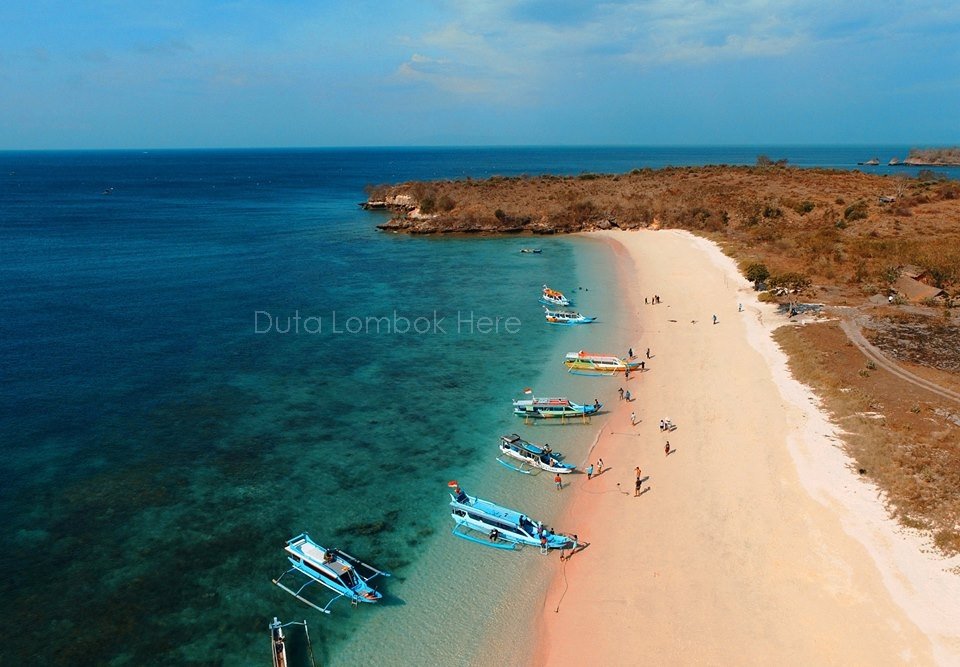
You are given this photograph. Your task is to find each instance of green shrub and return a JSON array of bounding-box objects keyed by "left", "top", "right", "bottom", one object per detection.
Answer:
[{"left": 844, "top": 201, "right": 869, "bottom": 221}]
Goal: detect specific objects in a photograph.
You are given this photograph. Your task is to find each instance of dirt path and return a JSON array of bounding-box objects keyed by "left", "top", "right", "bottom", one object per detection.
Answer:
[{"left": 835, "top": 307, "right": 960, "bottom": 405}]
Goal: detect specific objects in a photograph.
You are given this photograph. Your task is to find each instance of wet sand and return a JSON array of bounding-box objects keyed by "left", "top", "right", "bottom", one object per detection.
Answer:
[{"left": 530, "top": 229, "right": 960, "bottom": 666}]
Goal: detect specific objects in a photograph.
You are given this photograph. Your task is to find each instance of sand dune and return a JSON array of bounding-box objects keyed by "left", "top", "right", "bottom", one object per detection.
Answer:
[{"left": 531, "top": 230, "right": 960, "bottom": 666}]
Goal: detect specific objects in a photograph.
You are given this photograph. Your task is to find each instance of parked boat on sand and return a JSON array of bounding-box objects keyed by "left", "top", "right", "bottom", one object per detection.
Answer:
[
  {"left": 448, "top": 481, "right": 579, "bottom": 551},
  {"left": 564, "top": 350, "right": 642, "bottom": 375},
  {"left": 498, "top": 434, "right": 576, "bottom": 474},
  {"left": 512, "top": 394, "right": 601, "bottom": 419},
  {"left": 544, "top": 307, "right": 596, "bottom": 325}
]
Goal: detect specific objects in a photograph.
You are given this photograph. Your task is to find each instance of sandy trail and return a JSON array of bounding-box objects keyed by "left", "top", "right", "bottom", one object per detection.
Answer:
[{"left": 531, "top": 229, "right": 960, "bottom": 666}]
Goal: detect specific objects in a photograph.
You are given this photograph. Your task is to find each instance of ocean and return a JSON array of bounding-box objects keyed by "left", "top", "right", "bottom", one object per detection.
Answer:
[{"left": 0, "top": 145, "right": 954, "bottom": 665}]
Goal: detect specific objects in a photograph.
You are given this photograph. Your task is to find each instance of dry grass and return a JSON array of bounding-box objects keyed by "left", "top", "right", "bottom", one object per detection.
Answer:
[
  {"left": 775, "top": 322, "right": 960, "bottom": 555},
  {"left": 376, "top": 166, "right": 960, "bottom": 298}
]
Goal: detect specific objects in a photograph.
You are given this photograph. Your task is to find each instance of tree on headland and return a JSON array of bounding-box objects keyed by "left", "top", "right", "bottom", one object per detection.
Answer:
[{"left": 745, "top": 262, "right": 770, "bottom": 289}]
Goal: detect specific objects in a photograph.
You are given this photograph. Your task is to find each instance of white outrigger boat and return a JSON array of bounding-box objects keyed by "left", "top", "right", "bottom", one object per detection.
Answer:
[
  {"left": 268, "top": 617, "right": 317, "bottom": 667},
  {"left": 512, "top": 393, "right": 601, "bottom": 420},
  {"left": 539, "top": 285, "right": 571, "bottom": 307},
  {"left": 448, "top": 481, "right": 579, "bottom": 552},
  {"left": 272, "top": 533, "right": 390, "bottom": 615},
  {"left": 544, "top": 307, "right": 596, "bottom": 325},
  {"left": 564, "top": 350, "right": 643, "bottom": 375},
  {"left": 498, "top": 434, "right": 576, "bottom": 474}
]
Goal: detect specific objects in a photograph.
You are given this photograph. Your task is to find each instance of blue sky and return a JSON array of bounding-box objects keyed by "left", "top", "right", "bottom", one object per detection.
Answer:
[{"left": 1, "top": 1, "right": 958, "bottom": 149}]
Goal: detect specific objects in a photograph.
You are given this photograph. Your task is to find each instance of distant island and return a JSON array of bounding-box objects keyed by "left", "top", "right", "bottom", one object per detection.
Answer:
[{"left": 901, "top": 147, "right": 960, "bottom": 166}]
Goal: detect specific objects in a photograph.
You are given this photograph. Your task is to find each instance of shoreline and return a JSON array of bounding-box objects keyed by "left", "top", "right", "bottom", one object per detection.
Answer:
[{"left": 530, "top": 229, "right": 960, "bottom": 665}]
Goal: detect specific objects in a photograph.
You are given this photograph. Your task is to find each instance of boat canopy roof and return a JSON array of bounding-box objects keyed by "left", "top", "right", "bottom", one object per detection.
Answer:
[
  {"left": 289, "top": 537, "right": 352, "bottom": 577},
  {"left": 533, "top": 397, "right": 572, "bottom": 406},
  {"left": 468, "top": 496, "right": 524, "bottom": 525},
  {"left": 501, "top": 434, "right": 544, "bottom": 454}
]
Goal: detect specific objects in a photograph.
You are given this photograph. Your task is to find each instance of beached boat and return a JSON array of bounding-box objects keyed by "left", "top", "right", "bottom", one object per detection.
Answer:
[
  {"left": 269, "top": 617, "right": 317, "bottom": 667},
  {"left": 539, "top": 285, "right": 571, "bottom": 307},
  {"left": 497, "top": 434, "right": 576, "bottom": 474},
  {"left": 512, "top": 394, "right": 601, "bottom": 419},
  {"left": 520, "top": 248, "right": 542, "bottom": 254},
  {"left": 544, "top": 307, "right": 596, "bottom": 325},
  {"left": 563, "top": 350, "right": 642, "bottom": 375},
  {"left": 272, "top": 533, "right": 390, "bottom": 614},
  {"left": 448, "top": 481, "right": 579, "bottom": 551}
]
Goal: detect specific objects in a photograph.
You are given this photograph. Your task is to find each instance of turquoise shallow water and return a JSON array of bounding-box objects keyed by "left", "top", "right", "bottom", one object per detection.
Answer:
[
  {"left": 0, "top": 148, "right": 631, "bottom": 665},
  {"left": 3, "top": 145, "right": 943, "bottom": 665}
]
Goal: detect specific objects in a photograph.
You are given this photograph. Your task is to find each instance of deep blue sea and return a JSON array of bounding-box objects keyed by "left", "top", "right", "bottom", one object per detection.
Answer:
[{"left": 1, "top": 145, "right": 956, "bottom": 666}]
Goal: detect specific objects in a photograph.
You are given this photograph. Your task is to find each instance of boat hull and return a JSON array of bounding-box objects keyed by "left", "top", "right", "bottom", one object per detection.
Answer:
[
  {"left": 498, "top": 434, "right": 576, "bottom": 473},
  {"left": 546, "top": 316, "right": 596, "bottom": 325},
  {"left": 449, "top": 489, "right": 577, "bottom": 550},
  {"left": 512, "top": 399, "right": 600, "bottom": 419}
]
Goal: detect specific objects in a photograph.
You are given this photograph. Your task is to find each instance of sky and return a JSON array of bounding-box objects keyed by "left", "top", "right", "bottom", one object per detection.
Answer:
[{"left": 1, "top": 0, "right": 958, "bottom": 149}]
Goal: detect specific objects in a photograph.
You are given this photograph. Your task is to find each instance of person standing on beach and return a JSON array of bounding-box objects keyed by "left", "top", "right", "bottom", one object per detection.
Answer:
[
  {"left": 631, "top": 411, "right": 636, "bottom": 426},
  {"left": 713, "top": 314, "right": 718, "bottom": 325},
  {"left": 665, "top": 441, "right": 670, "bottom": 456},
  {"left": 618, "top": 387, "right": 624, "bottom": 400},
  {"left": 646, "top": 347, "right": 651, "bottom": 359},
  {"left": 635, "top": 476, "right": 643, "bottom": 496},
  {"left": 587, "top": 463, "right": 594, "bottom": 480},
  {"left": 597, "top": 458, "right": 603, "bottom": 474},
  {"left": 625, "top": 389, "right": 631, "bottom": 402},
  {"left": 555, "top": 473, "right": 562, "bottom": 490},
  {"left": 629, "top": 347, "right": 634, "bottom": 358}
]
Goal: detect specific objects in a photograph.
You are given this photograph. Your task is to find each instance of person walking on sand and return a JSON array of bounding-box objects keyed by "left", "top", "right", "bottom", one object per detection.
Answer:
[
  {"left": 625, "top": 389, "right": 631, "bottom": 402},
  {"left": 635, "top": 474, "right": 643, "bottom": 497},
  {"left": 629, "top": 347, "right": 634, "bottom": 359},
  {"left": 597, "top": 458, "right": 604, "bottom": 474},
  {"left": 665, "top": 441, "right": 670, "bottom": 456},
  {"left": 587, "top": 463, "right": 594, "bottom": 480},
  {"left": 554, "top": 473, "right": 562, "bottom": 490},
  {"left": 618, "top": 387, "right": 624, "bottom": 400},
  {"left": 713, "top": 314, "right": 718, "bottom": 325},
  {"left": 646, "top": 347, "right": 651, "bottom": 359},
  {"left": 631, "top": 411, "right": 636, "bottom": 426},
  {"left": 739, "top": 303, "right": 743, "bottom": 312}
]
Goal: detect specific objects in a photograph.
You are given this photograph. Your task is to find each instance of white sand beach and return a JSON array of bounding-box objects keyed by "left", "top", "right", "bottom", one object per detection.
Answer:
[{"left": 531, "top": 229, "right": 960, "bottom": 666}]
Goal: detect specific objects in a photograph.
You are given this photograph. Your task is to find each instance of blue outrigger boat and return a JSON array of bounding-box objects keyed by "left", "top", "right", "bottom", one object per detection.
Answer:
[
  {"left": 497, "top": 434, "right": 576, "bottom": 475},
  {"left": 448, "top": 481, "right": 578, "bottom": 552},
  {"left": 544, "top": 307, "right": 596, "bottom": 325},
  {"left": 272, "top": 533, "right": 390, "bottom": 614},
  {"left": 513, "top": 394, "right": 601, "bottom": 420}
]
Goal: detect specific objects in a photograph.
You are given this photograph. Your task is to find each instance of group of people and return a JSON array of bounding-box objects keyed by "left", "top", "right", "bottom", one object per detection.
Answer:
[
  {"left": 645, "top": 295, "right": 662, "bottom": 304},
  {"left": 585, "top": 458, "right": 603, "bottom": 480}
]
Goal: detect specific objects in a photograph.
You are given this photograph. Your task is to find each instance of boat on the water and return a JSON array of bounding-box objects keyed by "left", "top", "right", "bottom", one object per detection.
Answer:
[
  {"left": 520, "top": 248, "right": 542, "bottom": 254},
  {"left": 512, "top": 394, "right": 601, "bottom": 419},
  {"left": 269, "top": 617, "right": 317, "bottom": 667},
  {"left": 272, "top": 533, "right": 390, "bottom": 614},
  {"left": 497, "top": 434, "right": 576, "bottom": 474},
  {"left": 564, "top": 350, "right": 642, "bottom": 375},
  {"left": 448, "top": 481, "right": 579, "bottom": 551},
  {"left": 540, "top": 285, "right": 571, "bottom": 307},
  {"left": 544, "top": 307, "right": 596, "bottom": 325}
]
